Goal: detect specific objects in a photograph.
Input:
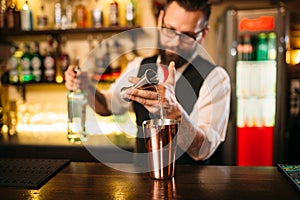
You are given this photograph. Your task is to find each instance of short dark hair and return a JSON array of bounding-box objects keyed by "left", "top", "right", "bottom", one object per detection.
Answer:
[{"left": 165, "top": 0, "right": 211, "bottom": 21}]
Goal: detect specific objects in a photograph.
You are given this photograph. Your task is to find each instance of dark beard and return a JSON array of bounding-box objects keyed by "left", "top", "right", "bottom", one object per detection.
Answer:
[
  {"left": 159, "top": 49, "right": 189, "bottom": 69},
  {"left": 157, "top": 30, "right": 196, "bottom": 68}
]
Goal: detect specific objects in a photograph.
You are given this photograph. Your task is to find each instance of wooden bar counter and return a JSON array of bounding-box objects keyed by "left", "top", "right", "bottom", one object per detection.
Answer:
[
  {"left": 0, "top": 131, "right": 136, "bottom": 162},
  {"left": 0, "top": 162, "right": 299, "bottom": 199}
]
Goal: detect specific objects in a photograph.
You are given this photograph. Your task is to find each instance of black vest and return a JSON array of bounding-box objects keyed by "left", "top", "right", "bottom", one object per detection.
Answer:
[{"left": 133, "top": 55, "right": 215, "bottom": 164}]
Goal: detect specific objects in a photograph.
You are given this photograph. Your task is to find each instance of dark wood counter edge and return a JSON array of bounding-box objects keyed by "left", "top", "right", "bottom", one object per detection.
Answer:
[
  {"left": 0, "top": 162, "right": 299, "bottom": 200},
  {"left": 0, "top": 143, "right": 135, "bottom": 162},
  {"left": 0, "top": 131, "right": 136, "bottom": 162}
]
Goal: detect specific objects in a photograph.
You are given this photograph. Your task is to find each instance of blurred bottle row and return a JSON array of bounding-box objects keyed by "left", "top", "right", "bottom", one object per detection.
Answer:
[
  {"left": 237, "top": 32, "right": 277, "bottom": 61},
  {"left": 0, "top": 0, "right": 137, "bottom": 31},
  {"left": 5, "top": 35, "right": 69, "bottom": 84},
  {"left": 236, "top": 32, "right": 278, "bottom": 128},
  {"left": 3, "top": 34, "right": 130, "bottom": 85}
]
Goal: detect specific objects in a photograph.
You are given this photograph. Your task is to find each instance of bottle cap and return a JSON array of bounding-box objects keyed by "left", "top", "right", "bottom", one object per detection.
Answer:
[
  {"left": 268, "top": 32, "right": 276, "bottom": 39},
  {"left": 258, "top": 33, "right": 267, "bottom": 39}
]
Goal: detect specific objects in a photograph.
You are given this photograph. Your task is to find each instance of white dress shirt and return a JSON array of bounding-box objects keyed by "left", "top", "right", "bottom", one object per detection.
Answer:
[{"left": 102, "top": 55, "right": 231, "bottom": 161}]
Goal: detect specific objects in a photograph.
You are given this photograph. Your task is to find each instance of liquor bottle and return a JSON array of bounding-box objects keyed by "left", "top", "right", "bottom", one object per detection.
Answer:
[
  {"left": 37, "top": 3, "right": 49, "bottom": 30},
  {"left": 21, "top": 43, "right": 33, "bottom": 83},
  {"left": 60, "top": 36, "right": 70, "bottom": 81},
  {"left": 54, "top": 1, "right": 62, "bottom": 29},
  {"left": 126, "top": 0, "right": 135, "bottom": 26},
  {"left": 109, "top": 0, "right": 118, "bottom": 26},
  {"left": 65, "top": 3, "right": 73, "bottom": 29},
  {"left": 67, "top": 58, "right": 87, "bottom": 143},
  {"left": 101, "top": 41, "right": 112, "bottom": 81},
  {"left": 75, "top": 0, "right": 88, "bottom": 28},
  {"left": 61, "top": 0, "right": 72, "bottom": 29},
  {"left": 44, "top": 36, "right": 56, "bottom": 82},
  {"left": 0, "top": 92, "right": 3, "bottom": 136},
  {"left": 110, "top": 40, "right": 122, "bottom": 81},
  {"left": 31, "top": 42, "right": 44, "bottom": 82},
  {"left": 256, "top": 33, "right": 268, "bottom": 61},
  {"left": 93, "top": 36, "right": 106, "bottom": 81},
  {"left": 20, "top": 0, "right": 33, "bottom": 31},
  {"left": 6, "top": 0, "right": 20, "bottom": 30},
  {"left": 0, "top": 0, "right": 5, "bottom": 29},
  {"left": 267, "top": 32, "right": 277, "bottom": 61},
  {"left": 92, "top": 0, "right": 102, "bottom": 28},
  {"left": 8, "top": 45, "right": 23, "bottom": 84},
  {"left": 6, "top": 0, "right": 15, "bottom": 29}
]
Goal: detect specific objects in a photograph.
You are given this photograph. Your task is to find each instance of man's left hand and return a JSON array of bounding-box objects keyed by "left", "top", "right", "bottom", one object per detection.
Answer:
[{"left": 124, "top": 61, "right": 182, "bottom": 120}]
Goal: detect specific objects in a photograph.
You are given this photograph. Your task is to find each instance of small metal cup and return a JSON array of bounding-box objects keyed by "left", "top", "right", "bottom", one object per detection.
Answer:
[
  {"left": 142, "top": 119, "right": 179, "bottom": 179},
  {"left": 120, "top": 69, "right": 159, "bottom": 102}
]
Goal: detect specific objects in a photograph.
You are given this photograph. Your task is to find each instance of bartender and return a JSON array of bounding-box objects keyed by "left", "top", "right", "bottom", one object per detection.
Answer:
[{"left": 65, "top": 0, "right": 231, "bottom": 164}]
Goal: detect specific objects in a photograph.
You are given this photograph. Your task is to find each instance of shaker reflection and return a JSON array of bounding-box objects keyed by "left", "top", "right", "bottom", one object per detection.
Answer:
[{"left": 152, "top": 178, "right": 177, "bottom": 200}]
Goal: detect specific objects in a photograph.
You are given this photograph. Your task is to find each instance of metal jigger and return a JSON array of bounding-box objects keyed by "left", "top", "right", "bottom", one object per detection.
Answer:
[{"left": 121, "top": 69, "right": 159, "bottom": 102}]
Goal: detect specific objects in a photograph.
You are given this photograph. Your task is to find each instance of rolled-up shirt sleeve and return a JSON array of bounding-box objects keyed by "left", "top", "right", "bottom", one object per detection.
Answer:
[{"left": 177, "top": 66, "right": 231, "bottom": 160}]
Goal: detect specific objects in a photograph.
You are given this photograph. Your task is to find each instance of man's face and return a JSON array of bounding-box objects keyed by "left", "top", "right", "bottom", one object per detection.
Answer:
[{"left": 158, "top": 2, "right": 208, "bottom": 68}]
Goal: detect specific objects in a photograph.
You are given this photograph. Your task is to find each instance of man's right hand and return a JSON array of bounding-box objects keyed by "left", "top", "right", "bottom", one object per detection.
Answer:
[{"left": 64, "top": 65, "right": 82, "bottom": 91}]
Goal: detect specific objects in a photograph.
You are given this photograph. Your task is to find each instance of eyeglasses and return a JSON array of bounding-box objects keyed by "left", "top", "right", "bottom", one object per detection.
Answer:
[{"left": 161, "top": 17, "right": 207, "bottom": 44}]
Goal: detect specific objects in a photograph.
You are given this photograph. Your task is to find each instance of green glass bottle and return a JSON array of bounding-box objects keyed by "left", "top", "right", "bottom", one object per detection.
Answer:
[
  {"left": 21, "top": 43, "right": 34, "bottom": 82},
  {"left": 256, "top": 33, "right": 268, "bottom": 61},
  {"left": 267, "top": 32, "right": 277, "bottom": 60}
]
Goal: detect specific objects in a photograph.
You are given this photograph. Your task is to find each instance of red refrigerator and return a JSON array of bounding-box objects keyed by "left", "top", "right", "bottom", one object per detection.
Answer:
[{"left": 221, "top": 6, "right": 288, "bottom": 166}]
